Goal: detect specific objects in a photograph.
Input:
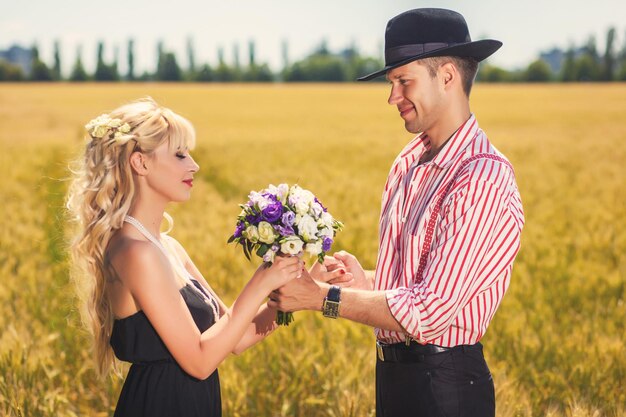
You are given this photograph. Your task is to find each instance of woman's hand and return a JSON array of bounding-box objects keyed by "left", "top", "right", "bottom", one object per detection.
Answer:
[
  {"left": 309, "top": 256, "right": 354, "bottom": 287},
  {"left": 253, "top": 255, "right": 303, "bottom": 295},
  {"left": 330, "top": 251, "right": 372, "bottom": 290}
]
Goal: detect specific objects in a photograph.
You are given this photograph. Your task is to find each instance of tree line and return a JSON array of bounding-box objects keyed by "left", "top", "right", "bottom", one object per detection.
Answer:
[
  {"left": 2, "top": 27, "right": 626, "bottom": 82},
  {"left": 0, "top": 38, "right": 384, "bottom": 83},
  {"left": 479, "top": 28, "right": 626, "bottom": 82}
]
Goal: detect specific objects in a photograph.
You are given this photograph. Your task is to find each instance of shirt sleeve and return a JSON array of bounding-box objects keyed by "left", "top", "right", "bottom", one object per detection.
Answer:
[{"left": 385, "top": 171, "right": 523, "bottom": 343}]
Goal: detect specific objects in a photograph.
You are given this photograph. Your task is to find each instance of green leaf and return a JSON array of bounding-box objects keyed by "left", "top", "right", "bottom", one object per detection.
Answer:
[
  {"left": 256, "top": 244, "right": 270, "bottom": 257},
  {"left": 227, "top": 235, "right": 236, "bottom": 244}
]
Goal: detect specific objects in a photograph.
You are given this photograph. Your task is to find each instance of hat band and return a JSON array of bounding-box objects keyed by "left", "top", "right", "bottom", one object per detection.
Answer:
[{"left": 385, "top": 42, "right": 459, "bottom": 64}]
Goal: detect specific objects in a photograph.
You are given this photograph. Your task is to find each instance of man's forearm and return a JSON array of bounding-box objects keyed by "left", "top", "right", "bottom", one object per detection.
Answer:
[{"left": 338, "top": 288, "right": 405, "bottom": 333}]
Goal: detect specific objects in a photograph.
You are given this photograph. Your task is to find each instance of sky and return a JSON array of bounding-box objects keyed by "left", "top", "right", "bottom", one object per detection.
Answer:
[{"left": 1, "top": 0, "right": 625, "bottom": 76}]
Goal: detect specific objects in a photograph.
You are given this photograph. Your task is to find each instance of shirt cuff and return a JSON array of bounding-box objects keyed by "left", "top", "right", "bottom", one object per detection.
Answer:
[{"left": 385, "top": 288, "right": 423, "bottom": 342}]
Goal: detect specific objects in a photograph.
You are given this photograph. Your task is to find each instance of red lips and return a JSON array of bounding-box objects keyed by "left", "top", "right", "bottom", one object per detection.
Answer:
[{"left": 183, "top": 179, "right": 193, "bottom": 187}]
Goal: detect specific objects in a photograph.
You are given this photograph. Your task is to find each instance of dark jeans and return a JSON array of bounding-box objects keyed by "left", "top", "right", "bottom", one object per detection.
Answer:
[{"left": 376, "top": 343, "right": 495, "bottom": 417}]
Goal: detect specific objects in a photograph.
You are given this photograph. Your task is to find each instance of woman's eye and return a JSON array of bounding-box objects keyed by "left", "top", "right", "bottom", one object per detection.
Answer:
[{"left": 176, "top": 153, "right": 186, "bottom": 159}]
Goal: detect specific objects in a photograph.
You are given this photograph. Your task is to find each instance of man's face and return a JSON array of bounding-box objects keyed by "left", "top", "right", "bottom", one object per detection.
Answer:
[{"left": 386, "top": 61, "right": 446, "bottom": 134}]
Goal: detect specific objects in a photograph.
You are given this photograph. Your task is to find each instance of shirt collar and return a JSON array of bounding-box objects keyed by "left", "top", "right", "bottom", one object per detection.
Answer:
[{"left": 426, "top": 114, "right": 480, "bottom": 169}]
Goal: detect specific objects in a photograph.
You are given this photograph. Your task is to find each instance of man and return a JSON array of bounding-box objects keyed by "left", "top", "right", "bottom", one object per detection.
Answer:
[{"left": 269, "top": 8, "right": 524, "bottom": 417}]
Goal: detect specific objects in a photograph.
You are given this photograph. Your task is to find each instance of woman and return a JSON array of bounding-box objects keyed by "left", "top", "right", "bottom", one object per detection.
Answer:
[{"left": 66, "top": 97, "right": 302, "bottom": 416}]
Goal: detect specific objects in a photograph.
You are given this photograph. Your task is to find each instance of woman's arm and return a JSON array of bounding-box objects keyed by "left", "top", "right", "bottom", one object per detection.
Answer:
[
  {"left": 112, "top": 240, "right": 301, "bottom": 380},
  {"left": 165, "top": 236, "right": 281, "bottom": 354}
]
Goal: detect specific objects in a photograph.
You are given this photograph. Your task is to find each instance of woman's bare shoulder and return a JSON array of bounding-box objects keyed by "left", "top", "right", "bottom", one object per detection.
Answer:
[{"left": 107, "top": 230, "right": 164, "bottom": 285}]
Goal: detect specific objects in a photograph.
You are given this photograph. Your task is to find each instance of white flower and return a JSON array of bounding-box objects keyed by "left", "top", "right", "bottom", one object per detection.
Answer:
[
  {"left": 258, "top": 221, "right": 277, "bottom": 244},
  {"left": 107, "top": 118, "right": 123, "bottom": 128},
  {"left": 263, "top": 248, "right": 276, "bottom": 263},
  {"left": 85, "top": 114, "right": 131, "bottom": 141},
  {"left": 267, "top": 183, "right": 289, "bottom": 204},
  {"left": 319, "top": 227, "right": 334, "bottom": 238},
  {"left": 243, "top": 225, "right": 259, "bottom": 243},
  {"left": 280, "top": 236, "right": 304, "bottom": 255},
  {"left": 93, "top": 125, "right": 110, "bottom": 138},
  {"left": 248, "top": 191, "right": 271, "bottom": 210},
  {"left": 320, "top": 212, "right": 334, "bottom": 228},
  {"left": 295, "top": 214, "right": 319, "bottom": 242},
  {"left": 305, "top": 240, "right": 323, "bottom": 257},
  {"left": 294, "top": 200, "right": 309, "bottom": 215},
  {"left": 310, "top": 202, "right": 323, "bottom": 217}
]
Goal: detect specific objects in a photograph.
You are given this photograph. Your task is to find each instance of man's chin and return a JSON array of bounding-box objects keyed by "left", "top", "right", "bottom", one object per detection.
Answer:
[{"left": 404, "top": 122, "right": 420, "bottom": 134}]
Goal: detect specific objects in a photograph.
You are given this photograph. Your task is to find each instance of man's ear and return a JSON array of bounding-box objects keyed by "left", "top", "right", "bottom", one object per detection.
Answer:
[
  {"left": 439, "top": 62, "right": 457, "bottom": 90},
  {"left": 129, "top": 151, "right": 149, "bottom": 176}
]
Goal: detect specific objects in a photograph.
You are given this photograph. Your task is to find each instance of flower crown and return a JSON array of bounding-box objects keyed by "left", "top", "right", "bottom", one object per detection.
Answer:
[{"left": 85, "top": 113, "right": 132, "bottom": 142}]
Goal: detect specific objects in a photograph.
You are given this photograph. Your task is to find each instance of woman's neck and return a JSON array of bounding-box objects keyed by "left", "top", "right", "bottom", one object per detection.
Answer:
[{"left": 127, "top": 201, "right": 166, "bottom": 237}]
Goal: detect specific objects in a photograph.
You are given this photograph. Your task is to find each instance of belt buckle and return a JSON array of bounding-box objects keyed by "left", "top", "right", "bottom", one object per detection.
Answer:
[{"left": 376, "top": 341, "right": 385, "bottom": 362}]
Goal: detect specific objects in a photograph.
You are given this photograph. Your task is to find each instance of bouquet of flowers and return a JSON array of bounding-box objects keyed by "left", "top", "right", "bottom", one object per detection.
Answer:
[{"left": 228, "top": 183, "right": 343, "bottom": 325}]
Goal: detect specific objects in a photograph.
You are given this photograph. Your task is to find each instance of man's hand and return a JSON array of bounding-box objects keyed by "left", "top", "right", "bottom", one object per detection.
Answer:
[{"left": 268, "top": 268, "right": 327, "bottom": 313}]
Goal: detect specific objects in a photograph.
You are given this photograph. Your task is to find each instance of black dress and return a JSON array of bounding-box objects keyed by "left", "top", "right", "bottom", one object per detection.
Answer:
[{"left": 110, "top": 280, "right": 221, "bottom": 416}]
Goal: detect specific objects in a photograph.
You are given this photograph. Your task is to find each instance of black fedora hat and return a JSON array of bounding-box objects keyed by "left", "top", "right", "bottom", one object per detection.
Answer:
[{"left": 358, "top": 8, "right": 502, "bottom": 81}]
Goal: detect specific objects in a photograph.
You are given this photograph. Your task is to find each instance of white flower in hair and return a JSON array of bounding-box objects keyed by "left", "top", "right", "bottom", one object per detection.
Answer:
[{"left": 85, "top": 113, "right": 131, "bottom": 142}]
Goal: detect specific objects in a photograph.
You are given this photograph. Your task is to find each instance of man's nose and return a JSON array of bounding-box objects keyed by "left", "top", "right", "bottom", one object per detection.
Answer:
[{"left": 388, "top": 85, "right": 402, "bottom": 106}]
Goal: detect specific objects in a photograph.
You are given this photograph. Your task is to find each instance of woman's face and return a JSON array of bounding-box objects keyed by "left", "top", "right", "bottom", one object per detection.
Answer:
[{"left": 143, "top": 141, "right": 200, "bottom": 203}]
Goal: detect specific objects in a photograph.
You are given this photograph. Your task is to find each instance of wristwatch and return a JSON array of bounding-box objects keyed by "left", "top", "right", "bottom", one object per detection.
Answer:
[{"left": 322, "top": 285, "right": 341, "bottom": 319}]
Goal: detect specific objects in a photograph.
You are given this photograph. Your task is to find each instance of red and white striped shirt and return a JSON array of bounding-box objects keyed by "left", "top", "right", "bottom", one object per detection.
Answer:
[{"left": 374, "top": 114, "right": 524, "bottom": 346}]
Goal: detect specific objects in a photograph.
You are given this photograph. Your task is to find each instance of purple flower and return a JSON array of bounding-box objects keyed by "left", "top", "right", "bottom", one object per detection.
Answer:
[
  {"left": 275, "top": 224, "right": 295, "bottom": 236},
  {"left": 246, "top": 211, "right": 261, "bottom": 224},
  {"left": 315, "top": 197, "right": 328, "bottom": 212},
  {"left": 262, "top": 200, "right": 283, "bottom": 223},
  {"left": 234, "top": 222, "right": 245, "bottom": 238},
  {"left": 282, "top": 211, "right": 295, "bottom": 226},
  {"left": 322, "top": 237, "right": 333, "bottom": 252}
]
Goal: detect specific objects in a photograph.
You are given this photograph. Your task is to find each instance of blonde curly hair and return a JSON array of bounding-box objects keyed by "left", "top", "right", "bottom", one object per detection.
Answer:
[{"left": 66, "top": 97, "right": 196, "bottom": 377}]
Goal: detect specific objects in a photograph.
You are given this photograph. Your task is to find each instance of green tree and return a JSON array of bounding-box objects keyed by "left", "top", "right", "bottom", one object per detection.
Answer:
[
  {"left": 186, "top": 37, "right": 196, "bottom": 81},
  {"left": 524, "top": 59, "right": 552, "bottom": 82},
  {"left": 94, "top": 41, "right": 119, "bottom": 81},
  {"left": 284, "top": 53, "right": 347, "bottom": 82},
  {"left": 69, "top": 46, "right": 88, "bottom": 81},
  {"left": 156, "top": 52, "right": 182, "bottom": 81},
  {"left": 214, "top": 63, "right": 236, "bottom": 82},
  {"left": 0, "top": 60, "right": 25, "bottom": 81},
  {"left": 476, "top": 64, "right": 515, "bottom": 82},
  {"left": 249, "top": 40, "right": 256, "bottom": 67},
  {"left": 30, "top": 45, "right": 52, "bottom": 81},
  {"left": 577, "top": 36, "right": 602, "bottom": 81},
  {"left": 155, "top": 40, "right": 164, "bottom": 79},
  {"left": 619, "top": 30, "right": 626, "bottom": 81},
  {"left": 52, "top": 40, "right": 61, "bottom": 80},
  {"left": 127, "top": 39, "right": 135, "bottom": 81},
  {"left": 575, "top": 55, "right": 601, "bottom": 81},
  {"left": 243, "top": 63, "right": 274, "bottom": 82},
  {"left": 281, "top": 39, "right": 289, "bottom": 78},
  {"left": 561, "top": 47, "right": 577, "bottom": 82},
  {"left": 602, "top": 27, "right": 616, "bottom": 81},
  {"left": 195, "top": 64, "right": 214, "bottom": 82}
]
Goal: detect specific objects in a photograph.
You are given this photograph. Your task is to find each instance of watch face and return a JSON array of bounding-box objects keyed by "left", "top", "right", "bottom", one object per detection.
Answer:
[{"left": 323, "top": 300, "right": 340, "bottom": 318}]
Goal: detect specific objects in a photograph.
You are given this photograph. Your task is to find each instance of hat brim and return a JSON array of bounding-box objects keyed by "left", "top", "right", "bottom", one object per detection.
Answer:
[{"left": 357, "top": 39, "right": 502, "bottom": 81}]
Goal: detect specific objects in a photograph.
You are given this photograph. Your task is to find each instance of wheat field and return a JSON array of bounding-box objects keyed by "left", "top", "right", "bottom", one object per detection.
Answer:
[{"left": 0, "top": 83, "right": 624, "bottom": 417}]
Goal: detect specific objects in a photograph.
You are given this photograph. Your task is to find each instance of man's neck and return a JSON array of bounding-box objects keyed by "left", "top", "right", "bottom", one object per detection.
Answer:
[{"left": 423, "top": 105, "right": 471, "bottom": 160}]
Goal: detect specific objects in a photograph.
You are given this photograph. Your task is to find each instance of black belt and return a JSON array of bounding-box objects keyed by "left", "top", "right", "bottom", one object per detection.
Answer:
[{"left": 376, "top": 340, "right": 472, "bottom": 362}]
